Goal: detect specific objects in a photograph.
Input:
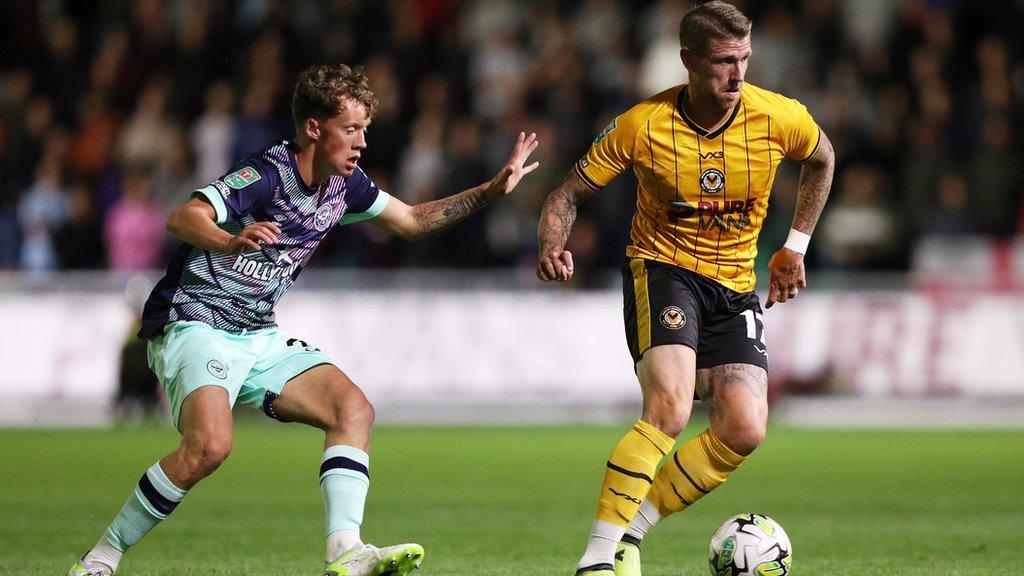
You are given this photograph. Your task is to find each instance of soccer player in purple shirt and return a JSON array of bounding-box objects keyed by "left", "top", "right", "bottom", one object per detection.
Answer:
[{"left": 70, "top": 64, "right": 540, "bottom": 576}]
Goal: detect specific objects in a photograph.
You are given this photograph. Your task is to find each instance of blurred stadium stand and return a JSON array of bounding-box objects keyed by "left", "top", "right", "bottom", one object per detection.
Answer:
[{"left": 1, "top": 1, "right": 1022, "bottom": 426}]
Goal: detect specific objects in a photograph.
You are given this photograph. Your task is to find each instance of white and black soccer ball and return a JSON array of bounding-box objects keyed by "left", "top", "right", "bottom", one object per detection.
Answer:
[{"left": 708, "top": 513, "right": 792, "bottom": 576}]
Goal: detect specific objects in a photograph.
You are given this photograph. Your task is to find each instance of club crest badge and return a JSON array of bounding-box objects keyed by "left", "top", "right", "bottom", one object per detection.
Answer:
[
  {"left": 314, "top": 204, "right": 334, "bottom": 231},
  {"left": 700, "top": 168, "right": 725, "bottom": 194},
  {"left": 660, "top": 306, "right": 686, "bottom": 330}
]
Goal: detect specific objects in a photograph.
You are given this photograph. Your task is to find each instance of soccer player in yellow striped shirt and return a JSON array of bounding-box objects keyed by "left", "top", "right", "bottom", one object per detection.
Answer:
[{"left": 536, "top": 2, "right": 835, "bottom": 575}]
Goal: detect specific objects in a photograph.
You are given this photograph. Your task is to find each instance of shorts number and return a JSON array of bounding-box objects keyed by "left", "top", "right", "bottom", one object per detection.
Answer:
[
  {"left": 741, "top": 310, "right": 766, "bottom": 345},
  {"left": 286, "top": 338, "right": 320, "bottom": 352}
]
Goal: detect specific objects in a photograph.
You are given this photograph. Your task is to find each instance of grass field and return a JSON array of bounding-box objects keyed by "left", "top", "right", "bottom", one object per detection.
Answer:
[{"left": 1, "top": 422, "right": 1021, "bottom": 575}]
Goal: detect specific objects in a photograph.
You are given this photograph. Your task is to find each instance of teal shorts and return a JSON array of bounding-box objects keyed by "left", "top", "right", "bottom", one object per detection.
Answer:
[{"left": 147, "top": 321, "right": 334, "bottom": 430}]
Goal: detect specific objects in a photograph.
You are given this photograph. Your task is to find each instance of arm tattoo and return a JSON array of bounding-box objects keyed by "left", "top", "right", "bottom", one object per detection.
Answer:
[
  {"left": 791, "top": 129, "right": 835, "bottom": 235},
  {"left": 410, "top": 186, "right": 492, "bottom": 237},
  {"left": 537, "top": 170, "right": 597, "bottom": 257},
  {"left": 696, "top": 363, "right": 769, "bottom": 417}
]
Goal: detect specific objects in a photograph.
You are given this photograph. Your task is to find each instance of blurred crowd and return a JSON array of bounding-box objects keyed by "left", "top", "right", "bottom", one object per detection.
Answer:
[{"left": 1, "top": 0, "right": 1022, "bottom": 284}]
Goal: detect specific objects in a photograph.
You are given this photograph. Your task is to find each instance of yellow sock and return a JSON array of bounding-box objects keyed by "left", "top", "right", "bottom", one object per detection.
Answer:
[
  {"left": 595, "top": 420, "right": 676, "bottom": 526},
  {"left": 648, "top": 427, "right": 745, "bottom": 517}
]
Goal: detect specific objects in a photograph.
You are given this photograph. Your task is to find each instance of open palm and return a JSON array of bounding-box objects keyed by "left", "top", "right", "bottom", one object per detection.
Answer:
[{"left": 488, "top": 132, "right": 540, "bottom": 198}]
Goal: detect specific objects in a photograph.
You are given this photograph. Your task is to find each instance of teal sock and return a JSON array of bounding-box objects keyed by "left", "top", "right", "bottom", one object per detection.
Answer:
[
  {"left": 104, "top": 462, "right": 187, "bottom": 552},
  {"left": 320, "top": 445, "right": 370, "bottom": 538}
]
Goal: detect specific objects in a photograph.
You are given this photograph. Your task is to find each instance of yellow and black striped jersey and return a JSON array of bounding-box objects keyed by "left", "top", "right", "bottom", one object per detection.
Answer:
[{"left": 576, "top": 83, "right": 820, "bottom": 293}]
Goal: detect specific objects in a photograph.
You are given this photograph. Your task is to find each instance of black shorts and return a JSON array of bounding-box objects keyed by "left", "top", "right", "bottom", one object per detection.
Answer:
[{"left": 621, "top": 259, "right": 769, "bottom": 371}]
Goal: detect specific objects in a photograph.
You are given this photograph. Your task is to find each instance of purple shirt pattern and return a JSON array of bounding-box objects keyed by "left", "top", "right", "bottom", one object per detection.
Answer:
[{"left": 139, "top": 141, "right": 386, "bottom": 338}]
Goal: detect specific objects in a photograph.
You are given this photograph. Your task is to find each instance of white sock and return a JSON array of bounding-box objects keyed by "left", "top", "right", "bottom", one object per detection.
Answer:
[
  {"left": 577, "top": 519, "right": 625, "bottom": 570},
  {"left": 82, "top": 537, "right": 123, "bottom": 572},
  {"left": 320, "top": 444, "right": 370, "bottom": 563},
  {"left": 326, "top": 529, "right": 363, "bottom": 563},
  {"left": 625, "top": 499, "right": 662, "bottom": 541}
]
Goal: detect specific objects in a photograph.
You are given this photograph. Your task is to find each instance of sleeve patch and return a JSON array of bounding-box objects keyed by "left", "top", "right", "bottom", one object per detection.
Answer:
[
  {"left": 223, "top": 167, "right": 262, "bottom": 189},
  {"left": 593, "top": 118, "right": 617, "bottom": 144}
]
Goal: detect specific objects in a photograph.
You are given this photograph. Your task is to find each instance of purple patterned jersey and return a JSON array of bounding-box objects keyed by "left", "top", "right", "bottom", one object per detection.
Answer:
[{"left": 139, "top": 141, "right": 390, "bottom": 339}]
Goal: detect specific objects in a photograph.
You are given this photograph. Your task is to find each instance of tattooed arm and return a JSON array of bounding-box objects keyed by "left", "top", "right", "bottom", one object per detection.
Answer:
[
  {"left": 765, "top": 128, "right": 835, "bottom": 308},
  {"left": 536, "top": 169, "right": 598, "bottom": 282},
  {"left": 372, "top": 132, "right": 539, "bottom": 240},
  {"left": 791, "top": 128, "right": 835, "bottom": 235}
]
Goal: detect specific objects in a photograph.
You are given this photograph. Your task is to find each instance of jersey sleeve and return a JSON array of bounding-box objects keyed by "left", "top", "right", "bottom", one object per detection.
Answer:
[
  {"left": 575, "top": 104, "right": 646, "bottom": 190},
  {"left": 192, "top": 161, "right": 277, "bottom": 224},
  {"left": 781, "top": 99, "right": 821, "bottom": 162},
  {"left": 339, "top": 167, "right": 391, "bottom": 226}
]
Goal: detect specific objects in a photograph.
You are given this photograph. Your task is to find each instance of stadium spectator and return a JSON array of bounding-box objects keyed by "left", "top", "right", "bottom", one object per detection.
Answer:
[
  {"left": 191, "top": 81, "right": 237, "bottom": 183},
  {"left": 18, "top": 148, "right": 69, "bottom": 272},
  {"left": 0, "top": 0, "right": 1021, "bottom": 276},
  {"left": 54, "top": 183, "right": 105, "bottom": 269},
  {"left": 104, "top": 167, "right": 165, "bottom": 271}
]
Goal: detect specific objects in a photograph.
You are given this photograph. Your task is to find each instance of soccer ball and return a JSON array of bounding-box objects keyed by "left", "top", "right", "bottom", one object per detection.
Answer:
[{"left": 708, "top": 513, "right": 792, "bottom": 576}]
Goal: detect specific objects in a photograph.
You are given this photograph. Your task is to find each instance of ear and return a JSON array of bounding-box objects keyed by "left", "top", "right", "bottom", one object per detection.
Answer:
[
  {"left": 680, "top": 47, "right": 694, "bottom": 73},
  {"left": 305, "top": 117, "right": 320, "bottom": 142}
]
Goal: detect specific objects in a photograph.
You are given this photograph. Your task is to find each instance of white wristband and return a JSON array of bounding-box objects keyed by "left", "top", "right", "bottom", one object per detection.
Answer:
[{"left": 784, "top": 229, "right": 811, "bottom": 254}]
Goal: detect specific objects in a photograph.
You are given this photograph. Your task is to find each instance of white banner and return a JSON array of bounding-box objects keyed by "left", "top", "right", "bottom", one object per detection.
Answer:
[{"left": 2, "top": 288, "right": 1023, "bottom": 410}]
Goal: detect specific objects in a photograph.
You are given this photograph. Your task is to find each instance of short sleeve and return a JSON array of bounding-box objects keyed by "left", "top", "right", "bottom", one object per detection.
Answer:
[
  {"left": 339, "top": 167, "right": 391, "bottom": 226},
  {"left": 192, "top": 161, "right": 276, "bottom": 224},
  {"left": 782, "top": 100, "right": 821, "bottom": 162},
  {"left": 576, "top": 106, "right": 645, "bottom": 190}
]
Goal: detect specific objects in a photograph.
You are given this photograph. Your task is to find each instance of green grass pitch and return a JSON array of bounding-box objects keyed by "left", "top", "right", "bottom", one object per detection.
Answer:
[{"left": 1, "top": 422, "right": 1021, "bottom": 575}]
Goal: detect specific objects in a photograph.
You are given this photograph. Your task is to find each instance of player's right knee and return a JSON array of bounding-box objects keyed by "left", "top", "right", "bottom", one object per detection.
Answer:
[{"left": 643, "top": 396, "right": 691, "bottom": 438}]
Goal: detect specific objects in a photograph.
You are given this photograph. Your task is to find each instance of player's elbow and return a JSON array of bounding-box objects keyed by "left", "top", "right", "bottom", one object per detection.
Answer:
[
  {"left": 391, "top": 223, "right": 421, "bottom": 241},
  {"left": 165, "top": 207, "right": 186, "bottom": 237},
  {"left": 819, "top": 136, "right": 836, "bottom": 168},
  {"left": 395, "top": 211, "right": 431, "bottom": 240}
]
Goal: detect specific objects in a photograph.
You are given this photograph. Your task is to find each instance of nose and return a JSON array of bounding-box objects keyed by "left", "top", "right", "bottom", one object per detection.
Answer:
[
  {"left": 354, "top": 130, "right": 367, "bottom": 149},
  {"left": 731, "top": 61, "right": 745, "bottom": 83}
]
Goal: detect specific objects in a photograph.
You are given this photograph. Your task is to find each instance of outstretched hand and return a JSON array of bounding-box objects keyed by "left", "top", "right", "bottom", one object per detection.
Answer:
[
  {"left": 765, "top": 247, "right": 806, "bottom": 308},
  {"left": 485, "top": 132, "right": 540, "bottom": 199}
]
